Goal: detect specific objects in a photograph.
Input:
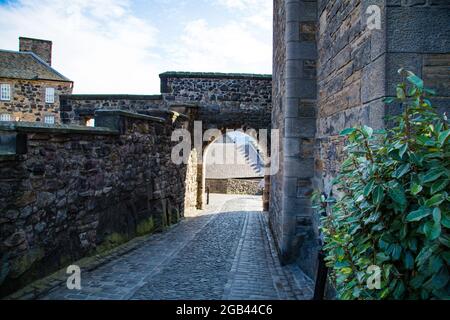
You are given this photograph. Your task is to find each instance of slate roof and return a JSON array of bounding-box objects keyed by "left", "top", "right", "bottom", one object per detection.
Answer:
[
  {"left": 0, "top": 49, "right": 72, "bottom": 82},
  {"left": 205, "top": 142, "right": 264, "bottom": 179}
]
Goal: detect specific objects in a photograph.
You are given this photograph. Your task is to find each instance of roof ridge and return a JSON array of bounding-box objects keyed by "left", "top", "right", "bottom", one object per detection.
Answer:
[
  {"left": 0, "top": 49, "right": 72, "bottom": 82},
  {"left": 26, "top": 51, "right": 71, "bottom": 82}
]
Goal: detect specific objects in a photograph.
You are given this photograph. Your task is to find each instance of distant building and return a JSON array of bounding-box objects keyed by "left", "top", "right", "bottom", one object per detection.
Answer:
[
  {"left": 0, "top": 37, "right": 73, "bottom": 123},
  {"left": 205, "top": 134, "right": 265, "bottom": 195}
]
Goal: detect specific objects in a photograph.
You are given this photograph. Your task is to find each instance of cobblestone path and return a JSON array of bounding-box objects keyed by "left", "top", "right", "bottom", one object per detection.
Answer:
[{"left": 41, "top": 195, "right": 313, "bottom": 300}]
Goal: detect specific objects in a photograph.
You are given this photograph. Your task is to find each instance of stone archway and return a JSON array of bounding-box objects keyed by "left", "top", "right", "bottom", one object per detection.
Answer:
[{"left": 199, "top": 129, "right": 271, "bottom": 209}]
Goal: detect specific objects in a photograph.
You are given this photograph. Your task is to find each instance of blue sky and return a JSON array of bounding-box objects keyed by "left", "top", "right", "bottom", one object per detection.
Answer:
[{"left": 0, "top": 0, "right": 272, "bottom": 93}]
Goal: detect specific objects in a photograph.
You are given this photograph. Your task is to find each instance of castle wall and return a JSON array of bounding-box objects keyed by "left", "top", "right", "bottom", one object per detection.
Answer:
[
  {"left": 60, "top": 94, "right": 165, "bottom": 124},
  {"left": 272, "top": 0, "right": 450, "bottom": 281},
  {"left": 0, "top": 110, "right": 194, "bottom": 296}
]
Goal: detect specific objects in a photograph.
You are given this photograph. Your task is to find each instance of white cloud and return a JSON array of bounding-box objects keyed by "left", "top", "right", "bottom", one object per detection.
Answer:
[
  {"left": 0, "top": 0, "right": 162, "bottom": 93},
  {"left": 165, "top": 0, "right": 272, "bottom": 74},
  {"left": 164, "top": 19, "right": 271, "bottom": 74},
  {"left": 216, "top": 0, "right": 272, "bottom": 30},
  {"left": 0, "top": 0, "right": 272, "bottom": 93}
]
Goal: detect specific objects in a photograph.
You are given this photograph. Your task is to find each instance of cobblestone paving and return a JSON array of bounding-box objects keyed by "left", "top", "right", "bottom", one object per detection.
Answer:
[{"left": 40, "top": 195, "right": 313, "bottom": 300}]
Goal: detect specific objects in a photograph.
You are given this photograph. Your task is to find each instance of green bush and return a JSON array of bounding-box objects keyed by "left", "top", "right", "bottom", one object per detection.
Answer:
[{"left": 314, "top": 70, "right": 450, "bottom": 299}]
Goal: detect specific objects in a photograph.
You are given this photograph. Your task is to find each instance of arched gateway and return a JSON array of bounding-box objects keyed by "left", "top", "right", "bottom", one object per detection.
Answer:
[{"left": 60, "top": 72, "right": 274, "bottom": 211}]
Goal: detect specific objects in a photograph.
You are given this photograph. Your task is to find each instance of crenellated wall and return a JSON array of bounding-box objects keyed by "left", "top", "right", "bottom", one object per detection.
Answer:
[{"left": 0, "top": 110, "right": 195, "bottom": 297}]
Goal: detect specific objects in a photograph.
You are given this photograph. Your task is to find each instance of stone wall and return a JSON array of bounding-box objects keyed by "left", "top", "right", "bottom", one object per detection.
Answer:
[
  {"left": 60, "top": 94, "right": 164, "bottom": 124},
  {"left": 206, "top": 178, "right": 262, "bottom": 195},
  {"left": 271, "top": 0, "right": 450, "bottom": 282},
  {"left": 269, "top": 0, "right": 286, "bottom": 259},
  {"left": 317, "top": 1, "right": 450, "bottom": 196},
  {"left": 160, "top": 72, "right": 272, "bottom": 131},
  {"left": 270, "top": 0, "right": 319, "bottom": 280},
  {"left": 0, "top": 79, "right": 73, "bottom": 123},
  {"left": 0, "top": 110, "right": 194, "bottom": 296}
]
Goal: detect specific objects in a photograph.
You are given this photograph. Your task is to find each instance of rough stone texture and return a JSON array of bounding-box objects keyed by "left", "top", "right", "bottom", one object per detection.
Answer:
[
  {"left": 60, "top": 95, "right": 165, "bottom": 125},
  {"left": 0, "top": 110, "right": 194, "bottom": 297},
  {"left": 317, "top": 0, "right": 385, "bottom": 197},
  {"left": 160, "top": 72, "right": 272, "bottom": 131},
  {"left": 32, "top": 195, "right": 313, "bottom": 300},
  {"left": 316, "top": 1, "right": 450, "bottom": 195},
  {"left": 270, "top": 0, "right": 450, "bottom": 282},
  {"left": 19, "top": 37, "right": 52, "bottom": 66},
  {"left": 269, "top": 0, "right": 286, "bottom": 259},
  {"left": 206, "top": 178, "right": 262, "bottom": 195},
  {"left": 269, "top": 0, "right": 319, "bottom": 280},
  {"left": 0, "top": 79, "right": 73, "bottom": 122}
]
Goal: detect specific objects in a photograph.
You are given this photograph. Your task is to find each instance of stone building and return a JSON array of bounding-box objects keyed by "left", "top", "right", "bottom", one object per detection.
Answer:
[
  {"left": 205, "top": 134, "right": 265, "bottom": 195},
  {"left": 271, "top": 0, "right": 450, "bottom": 280},
  {"left": 0, "top": 37, "right": 73, "bottom": 123},
  {"left": 1, "top": 1, "right": 449, "bottom": 298}
]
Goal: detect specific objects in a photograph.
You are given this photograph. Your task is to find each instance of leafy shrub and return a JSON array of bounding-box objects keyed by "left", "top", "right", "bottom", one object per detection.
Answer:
[{"left": 315, "top": 70, "right": 450, "bottom": 299}]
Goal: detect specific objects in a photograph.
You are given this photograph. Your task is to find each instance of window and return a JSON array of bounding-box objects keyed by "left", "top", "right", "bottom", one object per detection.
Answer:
[
  {"left": 0, "top": 84, "right": 11, "bottom": 101},
  {"left": 45, "top": 88, "right": 55, "bottom": 103},
  {"left": 85, "top": 118, "right": 95, "bottom": 127},
  {"left": 44, "top": 115, "right": 55, "bottom": 124},
  {"left": 0, "top": 113, "right": 11, "bottom": 121}
]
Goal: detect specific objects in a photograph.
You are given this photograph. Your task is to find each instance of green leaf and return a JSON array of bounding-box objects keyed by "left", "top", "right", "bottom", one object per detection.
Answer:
[
  {"left": 403, "top": 251, "right": 414, "bottom": 270},
  {"left": 391, "top": 244, "right": 402, "bottom": 261},
  {"left": 396, "top": 86, "right": 406, "bottom": 100},
  {"left": 406, "top": 73, "right": 424, "bottom": 89},
  {"left": 424, "top": 221, "right": 441, "bottom": 240},
  {"left": 431, "top": 267, "right": 449, "bottom": 290},
  {"left": 422, "top": 169, "right": 445, "bottom": 184},
  {"left": 363, "top": 180, "right": 374, "bottom": 196},
  {"left": 376, "top": 252, "right": 390, "bottom": 263},
  {"left": 399, "top": 144, "right": 408, "bottom": 158},
  {"left": 393, "top": 163, "right": 410, "bottom": 178},
  {"left": 340, "top": 128, "right": 356, "bottom": 136},
  {"left": 432, "top": 208, "right": 441, "bottom": 224},
  {"left": 410, "top": 274, "right": 425, "bottom": 289},
  {"left": 430, "top": 179, "right": 449, "bottom": 194},
  {"left": 424, "top": 88, "right": 436, "bottom": 95},
  {"left": 406, "top": 207, "right": 431, "bottom": 222},
  {"left": 361, "top": 125, "right": 373, "bottom": 138},
  {"left": 438, "top": 129, "right": 450, "bottom": 146},
  {"left": 425, "top": 194, "right": 445, "bottom": 207},
  {"left": 393, "top": 281, "right": 406, "bottom": 299},
  {"left": 373, "top": 185, "right": 384, "bottom": 204},
  {"left": 430, "top": 256, "right": 444, "bottom": 273},
  {"left": 442, "top": 213, "right": 450, "bottom": 228},
  {"left": 389, "top": 186, "right": 407, "bottom": 206},
  {"left": 383, "top": 97, "right": 395, "bottom": 104},
  {"left": 410, "top": 182, "right": 423, "bottom": 195}
]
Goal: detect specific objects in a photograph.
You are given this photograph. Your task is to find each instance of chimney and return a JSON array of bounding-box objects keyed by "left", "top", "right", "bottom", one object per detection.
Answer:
[{"left": 19, "top": 37, "right": 52, "bottom": 66}]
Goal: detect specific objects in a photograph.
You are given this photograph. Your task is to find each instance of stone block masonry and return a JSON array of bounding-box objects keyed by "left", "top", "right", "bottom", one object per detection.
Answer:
[
  {"left": 59, "top": 94, "right": 165, "bottom": 125},
  {"left": 206, "top": 178, "right": 262, "bottom": 195},
  {"left": 270, "top": 0, "right": 450, "bottom": 283},
  {"left": 0, "top": 79, "right": 73, "bottom": 123},
  {"left": 160, "top": 72, "right": 272, "bottom": 131},
  {"left": 0, "top": 110, "right": 196, "bottom": 297}
]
